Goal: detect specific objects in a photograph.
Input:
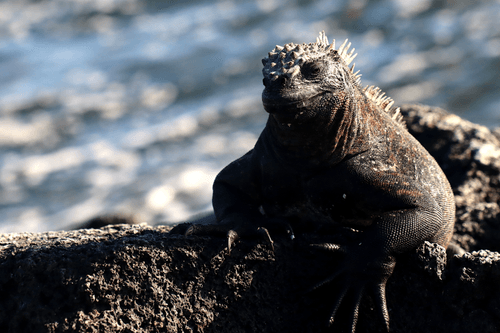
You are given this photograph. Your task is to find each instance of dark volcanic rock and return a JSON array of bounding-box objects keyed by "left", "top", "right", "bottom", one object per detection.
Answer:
[
  {"left": 1, "top": 105, "right": 500, "bottom": 333},
  {"left": 401, "top": 104, "right": 500, "bottom": 253}
]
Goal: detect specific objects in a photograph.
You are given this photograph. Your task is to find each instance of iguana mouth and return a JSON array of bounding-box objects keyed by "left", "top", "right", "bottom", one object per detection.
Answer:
[
  {"left": 263, "top": 97, "right": 322, "bottom": 129},
  {"left": 262, "top": 92, "right": 323, "bottom": 116}
]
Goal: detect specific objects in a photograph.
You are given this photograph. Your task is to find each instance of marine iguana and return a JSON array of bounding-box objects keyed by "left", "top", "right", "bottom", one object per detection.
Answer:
[{"left": 175, "top": 31, "right": 455, "bottom": 332}]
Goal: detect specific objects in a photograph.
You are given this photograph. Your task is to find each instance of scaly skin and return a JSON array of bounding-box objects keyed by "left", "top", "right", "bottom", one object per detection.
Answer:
[{"left": 173, "top": 32, "right": 455, "bottom": 332}]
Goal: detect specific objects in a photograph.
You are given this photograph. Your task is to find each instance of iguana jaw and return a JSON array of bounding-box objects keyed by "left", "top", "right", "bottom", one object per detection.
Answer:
[
  {"left": 262, "top": 91, "right": 323, "bottom": 126},
  {"left": 262, "top": 92, "right": 322, "bottom": 112}
]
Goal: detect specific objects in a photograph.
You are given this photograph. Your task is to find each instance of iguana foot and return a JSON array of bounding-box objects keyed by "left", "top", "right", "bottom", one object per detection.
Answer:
[
  {"left": 310, "top": 242, "right": 394, "bottom": 333},
  {"left": 217, "top": 225, "right": 275, "bottom": 252},
  {"left": 169, "top": 217, "right": 294, "bottom": 253}
]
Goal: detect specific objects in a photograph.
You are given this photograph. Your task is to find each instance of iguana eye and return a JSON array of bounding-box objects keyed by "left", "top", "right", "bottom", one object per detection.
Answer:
[{"left": 301, "top": 61, "right": 323, "bottom": 79}]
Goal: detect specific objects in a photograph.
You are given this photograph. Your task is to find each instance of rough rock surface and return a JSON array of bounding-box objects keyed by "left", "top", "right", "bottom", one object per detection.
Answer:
[{"left": 1, "top": 104, "right": 500, "bottom": 333}]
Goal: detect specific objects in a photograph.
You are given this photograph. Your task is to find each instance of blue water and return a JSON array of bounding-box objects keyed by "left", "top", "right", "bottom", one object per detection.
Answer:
[{"left": 0, "top": 0, "right": 499, "bottom": 233}]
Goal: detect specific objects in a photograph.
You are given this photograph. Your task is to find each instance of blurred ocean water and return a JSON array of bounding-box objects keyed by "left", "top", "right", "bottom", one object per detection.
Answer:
[{"left": 0, "top": 0, "right": 499, "bottom": 233}]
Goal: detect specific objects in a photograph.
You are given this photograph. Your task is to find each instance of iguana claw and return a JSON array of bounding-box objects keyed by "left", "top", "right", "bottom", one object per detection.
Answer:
[
  {"left": 257, "top": 227, "right": 274, "bottom": 251},
  {"left": 171, "top": 218, "right": 290, "bottom": 253},
  {"left": 227, "top": 229, "right": 239, "bottom": 253},
  {"left": 227, "top": 226, "right": 274, "bottom": 253}
]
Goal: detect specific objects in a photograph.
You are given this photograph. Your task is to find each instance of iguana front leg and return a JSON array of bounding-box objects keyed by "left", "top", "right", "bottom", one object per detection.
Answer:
[{"left": 170, "top": 149, "right": 292, "bottom": 251}]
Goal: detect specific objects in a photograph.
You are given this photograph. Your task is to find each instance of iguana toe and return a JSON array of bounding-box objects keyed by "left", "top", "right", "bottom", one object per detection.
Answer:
[
  {"left": 345, "top": 284, "right": 364, "bottom": 332},
  {"left": 310, "top": 242, "right": 346, "bottom": 253},
  {"left": 372, "top": 280, "right": 390, "bottom": 332},
  {"left": 327, "top": 283, "right": 348, "bottom": 326}
]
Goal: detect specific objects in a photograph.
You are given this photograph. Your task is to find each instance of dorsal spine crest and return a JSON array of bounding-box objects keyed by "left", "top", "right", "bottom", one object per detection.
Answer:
[{"left": 363, "top": 85, "right": 404, "bottom": 127}]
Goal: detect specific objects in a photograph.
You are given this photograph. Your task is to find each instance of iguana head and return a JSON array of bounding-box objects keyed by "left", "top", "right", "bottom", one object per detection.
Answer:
[
  {"left": 261, "top": 31, "right": 361, "bottom": 127},
  {"left": 261, "top": 32, "right": 403, "bottom": 163}
]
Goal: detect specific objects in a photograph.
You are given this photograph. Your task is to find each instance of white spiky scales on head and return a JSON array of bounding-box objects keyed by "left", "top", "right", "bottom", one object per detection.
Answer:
[
  {"left": 262, "top": 31, "right": 359, "bottom": 82},
  {"left": 262, "top": 31, "right": 403, "bottom": 125}
]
